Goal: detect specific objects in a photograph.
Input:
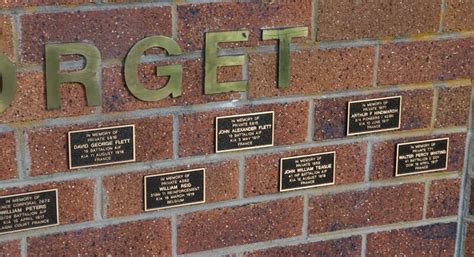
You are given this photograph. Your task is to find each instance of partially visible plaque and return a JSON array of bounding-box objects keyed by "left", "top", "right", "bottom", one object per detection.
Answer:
[
  {"left": 347, "top": 96, "right": 401, "bottom": 136},
  {"left": 144, "top": 168, "right": 205, "bottom": 211},
  {"left": 280, "top": 152, "right": 336, "bottom": 192},
  {"left": 68, "top": 125, "right": 135, "bottom": 169},
  {"left": 0, "top": 189, "right": 59, "bottom": 235},
  {"left": 396, "top": 138, "right": 449, "bottom": 176},
  {"left": 215, "top": 111, "right": 274, "bottom": 153}
]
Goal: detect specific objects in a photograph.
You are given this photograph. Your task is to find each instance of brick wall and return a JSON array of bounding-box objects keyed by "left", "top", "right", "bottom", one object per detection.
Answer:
[{"left": 0, "top": 0, "right": 472, "bottom": 256}]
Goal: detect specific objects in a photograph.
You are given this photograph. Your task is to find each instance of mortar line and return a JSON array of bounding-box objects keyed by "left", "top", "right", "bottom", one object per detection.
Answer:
[
  {"left": 14, "top": 129, "right": 27, "bottom": 179},
  {"left": 238, "top": 157, "right": 245, "bottom": 199},
  {"left": 311, "top": 0, "right": 319, "bottom": 41},
  {"left": 20, "top": 237, "right": 27, "bottom": 257},
  {"left": 422, "top": 180, "right": 432, "bottom": 220},
  {"left": 372, "top": 42, "right": 380, "bottom": 87},
  {"left": 171, "top": 2, "right": 178, "bottom": 40},
  {"left": 306, "top": 99, "right": 315, "bottom": 143},
  {"left": 361, "top": 233, "right": 367, "bottom": 257},
  {"left": 94, "top": 177, "right": 103, "bottom": 221},
  {"left": 431, "top": 88, "right": 440, "bottom": 128},
  {"left": 12, "top": 14, "right": 21, "bottom": 64},
  {"left": 439, "top": 0, "right": 447, "bottom": 33},
  {"left": 172, "top": 215, "right": 178, "bottom": 257},
  {"left": 364, "top": 140, "right": 374, "bottom": 183},
  {"left": 173, "top": 114, "right": 180, "bottom": 160},
  {"left": 302, "top": 194, "right": 309, "bottom": 238}
]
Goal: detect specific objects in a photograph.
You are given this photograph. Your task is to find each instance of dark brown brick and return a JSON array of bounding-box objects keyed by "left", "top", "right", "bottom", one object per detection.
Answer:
[
  {"left": 379, "top": 38, "right": 474, "bottom": 85},
  {"left": 471, "top": 179, "right": 474, "bottom": 215},
  {"left": 444, "top": 0, "right": 474, "bottom": 32},
  {"left": 27, "top": 218, "right": 171, "bottom": 256},
  {"left": 104, "top": 161, "right": 239, "bottom": 218},
  {"left": 248, "top": 46, "right": 374, "bottom": 99},
  {"left": 245, "top": 143, "right": 367, "bottom": 197},
  {"left": 436, "top": 85, "right": 473, "bottom": 128},
  {"left": 371, "top": 133, "right": 466, "bottom": 180},
  {"left": 0, "top": 132, "right": 16, "bottom": 181},
  {"left": 177, "top": 1, "right": 312, "bottom": 51},
  {"left": 244, "top": 236, "right": 362, "bottom": 257},
  {"left": 20, "top": 7, "right": 172, "bottom": 64},
  {"left": 0, "top": 16, "right": 14, "bottom": 62},
  {"left": 0, "top": 0, "right": 93, "bottom": 8},
  {"left": 0, "top": 240, "right": 20, "bottom": 256},
  {"left": 466, "top": 222, "right": 474, "bottom": 256},
  {"left": 427, "top": 179, "right": 460, "bottom": 218},
  {"left": 317, "top": 0, "right": 440, "bottom": 40},
  {"left": 28, "top": 116, "right": 173, "bottom": 175},
  {"left": 179, "top": 102, "right": 308, "bottom": 157},
  {"left": 367, "top": 223, "right": 457, "bottom": 256},
  {"left": 177, "top": 198, "right": 304, "bottom": 254},
  {"left": 308, "top": 184, "right": 424, "bottom": 234},
  {"left": 314, "top": 90, "right": 433, "bottom": 140}
]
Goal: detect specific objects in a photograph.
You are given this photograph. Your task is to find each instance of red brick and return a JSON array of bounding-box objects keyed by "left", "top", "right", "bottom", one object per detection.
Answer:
[
  {"left": 378, "top": 38, "right": 474, "bottom": 85},
  {"left": 177, "top": 1, "right": 312, "bottom": 51},
  {"left": 0, "top": 179, "right": 94, "bottom": 225},
  {"left": 177, "top": 198, "right": 304, "bottom": 254},
  {"left": 0, "top": 132, "right": 16, "bottom": 180},
  {"left": 179, "top": 102, "right": 308, "bottom": 157},
  {"left": 314, "top": 90, "right": 433, "bottom": 140},
  {"left": 367, "top": 223, "right": 457, "bottom": 256},
  {"left": 308, "top": 184, "right": 424, "bottom": 234},
  {"left": 245, "top": 143, "right": 366, "bottom": 197},
  {"left": 0, "top": 16, "right": 14, "bottom": 62},
  {"left": 427, "top": 179, "right": 460, "bottom": 218},
  {"left": 371, "top": 133, "right": 466, "bottom": 180},
  {"left": 466, "top": 222, "right": 474, "bottom": 256},
  {"left": 0, "top": 240, "right": 20, "bottom": 256},
  {"left": 244, "top": 236, "right": 362, "bottom": 257},
  {"left": 28, "top": 116, "right": 173, "bottom": 175},
  {"left": 103, "top": 59, "right": 241, "bottom": 113},
  {"left": 0, "top": 0, "right": 93, "bottom": 8},
  {"left": 436, "top": 85, "right": 473, "bottom": 128},
  {"left": 104, "top": 161, "right": 239, "bottom": 218},
  {"left": 27, "top": 218, "right": 171, "bottom": 256},
  {"left": 444, "top": 0, "right": 474, "bottom": 32},
  {"left": 20, "top": 7, "right": 172, "bottom": 64},
  {"left": 317, "top": 0, "right": 439, "bottom": 40},
  {"left": 248, "top": 46, "right": 374, "bottom": 98}
]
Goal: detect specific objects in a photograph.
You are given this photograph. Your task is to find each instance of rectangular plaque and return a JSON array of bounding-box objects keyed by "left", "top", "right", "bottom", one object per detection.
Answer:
[
  {"left": 215, "top": 111, "right": 274, "bottom": 153},
  {"left": 144, "top": 168, "right": 205, "bottom": 211},
  {"left": 396, "top": 138, "right": 449, "bottom": 176},
  {"left": 68, "top": 124, "right": 135, "bottom": 169},
  {"left": 280, "top": 152, "right": 336, "bottom": 192},
  {"left": 347, "top": 96, "right": 401, "bottom": 136},
  {"left": 0, "top": 189, "right": 59, "bottom": 235}
]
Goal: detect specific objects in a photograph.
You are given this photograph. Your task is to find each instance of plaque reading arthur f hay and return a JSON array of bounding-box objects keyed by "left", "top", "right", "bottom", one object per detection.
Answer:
[
  {"left": 280, "top": 152, "right": 335, "bottom": 192},
  {"left": 216, "top": 111, "right": 274, "bottom": 153},
  {"left": 0, "top": 189, "right": 59, "bottom": 235},
  {"left": 68, "top": 125, "right": 135, "bottom": 169},
  {"left": 396, "top": 138, "right": 449, "bottom": 176},
  {"left": 144, "top": 168, "right": 205, "bottom": 211},
  {"left": 347, "top": 96, "right": 401, "bottom": 136}
]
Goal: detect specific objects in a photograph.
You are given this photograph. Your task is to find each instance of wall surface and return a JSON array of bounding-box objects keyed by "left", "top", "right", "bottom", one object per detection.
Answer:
[{"left": 0, "top": 0, "right": 473, "bottom": 256}]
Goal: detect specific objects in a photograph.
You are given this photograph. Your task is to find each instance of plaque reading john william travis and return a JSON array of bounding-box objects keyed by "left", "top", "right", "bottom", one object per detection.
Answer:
[
  {"left": 347, "top": 96, "right": 401, "bottom": 136},
  {"left": 396, "top": 138, "right": 449, "bottom": 176},
  {"left": 215, "top": 111, "right": 274, "bottom": 153},
  {"left": 144, "top": 169, "right": 205, "bottom": 211},
  {"left": 68, "top": 125, "right": 135, "bottom": 169},
  {"left": 0, "top": 189, "right": 59, "bottom": 235}
]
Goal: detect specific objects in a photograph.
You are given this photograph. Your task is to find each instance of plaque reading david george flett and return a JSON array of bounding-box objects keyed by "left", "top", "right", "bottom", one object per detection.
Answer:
[
  {"left": 144, "top": 168, "right": 205, "bottom": 211},
  {"left": 347, "top": 96, "right": 401, "bottom": 136},
  {"left": 396, "top": 138, "right": 449, "bottom": 176},
  {"left": 280, "top": 152, "right": 336, "bottom": 192},
  {"left": 0, "top": 189, "right": 59, "bottom": 235},
  {"left": 68, "top": 125, "right": 135, "bottom": 169},
  {"left": 216, "top": 111, "right": 274, "bottom": 153}
]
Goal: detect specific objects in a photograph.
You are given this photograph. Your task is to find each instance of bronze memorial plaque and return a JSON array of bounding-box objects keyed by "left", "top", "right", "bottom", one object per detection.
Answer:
[
  {"left": 68, "top": 125, "right": 136, "bottom": 169},
  {"left": 280, "top": 152, "right": 336, "bottom": 192},
  {"left": 396, "top": 138, "right": 449, "bottom": 176},
  {"left": 347, "top": 96, "right": 401, "bottom": 136},
  {"left": 215, "top": 111, "right": 274, "bottom": 153},
  {"left": 144, "top": 168, "right": 205, "bottom": 211},
  {"left": 0, "top": 189, "right": 59, "bottom": 235}
]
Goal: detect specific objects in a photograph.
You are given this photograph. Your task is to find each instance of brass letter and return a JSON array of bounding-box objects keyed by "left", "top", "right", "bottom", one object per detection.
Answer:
[
  {"left": 0, "top": 53, "right": 16, "bottom": 113},
  {"left": 262, "top": 27, "right": 308, "bottom": 88},
  {"left": 205, "top": 30, "right": 249, "bottom": 94},
  {"left": 124, "top": 36, "right": 182, "bottom": 101},
  {"left": 45, "top": 43, "right": 101, "bottom": 110}
]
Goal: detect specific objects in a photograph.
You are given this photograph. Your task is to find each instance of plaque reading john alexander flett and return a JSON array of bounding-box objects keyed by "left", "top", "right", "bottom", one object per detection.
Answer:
[
  {"left": 215, "top": 111, "right": 274, "bottom": 153},
  {"left": 144, "top": 169, "right": 205, "bottom": 211},
  {"left": 347, "top": 96, "right": 401, "bottom": 136},
  {"left": 0, "top": 189, "right": 59, "bottom": 235},
  {"left": 68, "top": 125, "right": 135, "bottom": 169},
  {"left": 396, "top": 138, "right": 449, "bottom": 176},
  {"left": 280, "top": 152, "right": 336, "bottom": 192}
]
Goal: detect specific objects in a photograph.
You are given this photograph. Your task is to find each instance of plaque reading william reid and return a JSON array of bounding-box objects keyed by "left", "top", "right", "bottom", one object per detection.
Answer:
[
  {"left": 396, "top": 138, "right": 449, "bottom": 176},
  {"left": 144, "top": 168, "right": 205, "bottom": 211},
  {"left": 68, "top": 125, "right": 135, "bottom": 169},
  {"left": 280, "top": 152, "right": 336, "bottom": 192},
  {"left": 0, "top": 189, "right": 59, "bottom": 235},
  {"left": 215, "top": 111, "right": 274, "bottom": 153},
  {"left": 347, "top": 96, "right": 401, "bottom": 136}
]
